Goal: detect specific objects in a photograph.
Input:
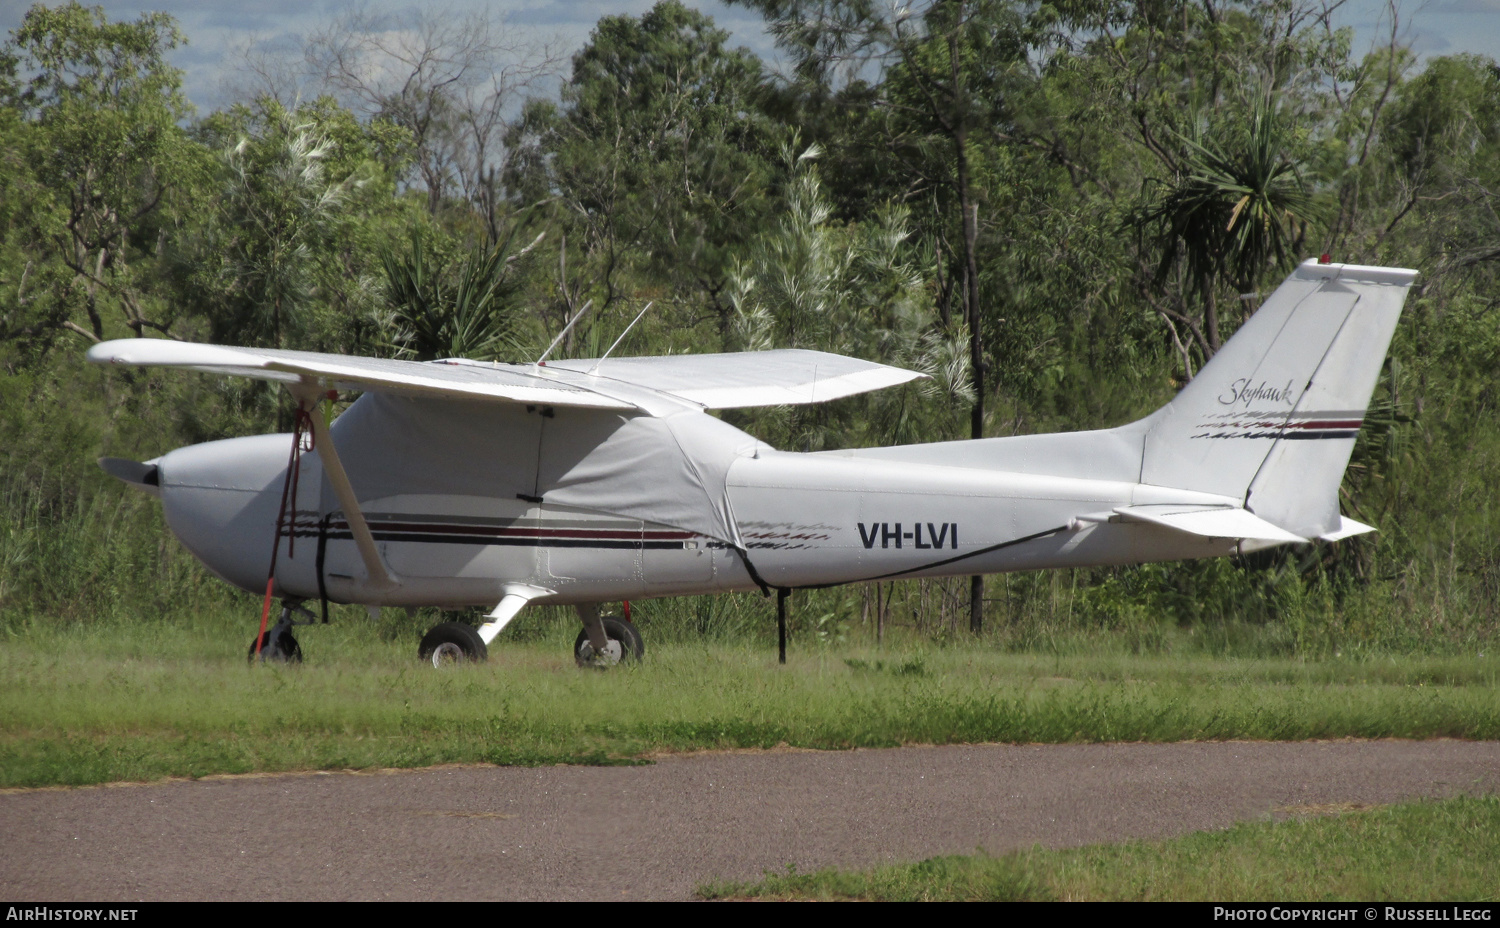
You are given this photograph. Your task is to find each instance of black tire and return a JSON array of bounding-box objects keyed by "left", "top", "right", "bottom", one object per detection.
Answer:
[
  {"left": 248, "top": 630, "right": 302, "bottom": 663},
  {"left": 573, "top": 617, "right": 644, "bottom": 667},
  {"left": 419, "top": 622, "right": 488, "bottom": 667}
]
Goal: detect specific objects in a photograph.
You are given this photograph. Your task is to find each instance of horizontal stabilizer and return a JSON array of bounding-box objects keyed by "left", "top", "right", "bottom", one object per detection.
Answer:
[
  {"left": 1318, "top": 516, "right": 1377, "bottom": 542},
  {"left": 1114, "top": 505, "right": 1307, "bottom": 543}
]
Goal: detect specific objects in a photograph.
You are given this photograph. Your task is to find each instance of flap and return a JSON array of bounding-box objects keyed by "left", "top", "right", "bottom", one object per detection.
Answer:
[{"left": 545, "top": 349, "right": 926, "bottom": 408}]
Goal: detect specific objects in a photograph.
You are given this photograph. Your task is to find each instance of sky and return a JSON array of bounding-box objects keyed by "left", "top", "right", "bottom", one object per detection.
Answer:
[
  {"left": 0, "top": 0, "right": 1496, "bottom": 114},
  {"left": 0, "top": 1, "right": 777, "bottom": 111}
]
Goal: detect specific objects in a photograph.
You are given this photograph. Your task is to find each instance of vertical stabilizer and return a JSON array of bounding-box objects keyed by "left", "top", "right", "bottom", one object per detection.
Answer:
[{"left": 1139, "top": 260, "right": 1417, "bottom": 537}]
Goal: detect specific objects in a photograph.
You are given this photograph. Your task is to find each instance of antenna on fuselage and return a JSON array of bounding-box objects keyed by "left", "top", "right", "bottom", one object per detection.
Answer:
[
  {"left": 588, "top": 301, "right": 654, "bottom": 374},
  {"left": 534, "top": 299, "right": 593, "bottom": 368}
]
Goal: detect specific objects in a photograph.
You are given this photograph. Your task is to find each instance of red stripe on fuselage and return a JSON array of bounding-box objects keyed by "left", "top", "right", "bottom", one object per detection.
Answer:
[{"left": 302, "top": 520, "right": 692, "bottom": 541}]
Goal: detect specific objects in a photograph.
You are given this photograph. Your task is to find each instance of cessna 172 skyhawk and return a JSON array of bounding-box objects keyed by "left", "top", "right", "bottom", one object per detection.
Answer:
[{"left": 89, "top": 259, "right": 1416, "bottom": 666}]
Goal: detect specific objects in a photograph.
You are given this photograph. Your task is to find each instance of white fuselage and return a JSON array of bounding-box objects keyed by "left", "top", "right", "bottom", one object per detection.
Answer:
[{"left": 157, "top": 412, "right": 1241, "bottom": 609}]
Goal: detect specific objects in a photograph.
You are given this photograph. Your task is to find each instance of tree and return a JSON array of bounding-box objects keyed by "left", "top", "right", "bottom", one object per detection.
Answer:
[
  {"left": 298, "top": 5, "right": 562, "bottom": 238},
  {"left": 728, "top": 142, "right": 971, "bottom": 449},
  {"left": 380, "top": 227, "right": 543, "bottom": 361},
  {"left": 181, "top": 96, "right": 415, "bottom": 351},
  {"left": 1033, "top": 0, "right": 1354, "bottom": 363},
  {"left": 507, "top": 0, "right": 775, "bottom": 341},
  {"left": 737, "top": 0, "right": 1034, "bottom": 633},
  {"left": 1355, "top": 54, "right": 1500, "bottom": 273},
  {"left": 0, "top": 1, "right": 191, "bottom": 346},
  {"left": 1130, "top": 90, "right": 1317, "bottom": 355}
]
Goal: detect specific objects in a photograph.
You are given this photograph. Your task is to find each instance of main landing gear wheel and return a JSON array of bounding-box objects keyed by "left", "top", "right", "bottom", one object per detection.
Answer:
[
  {"left": 248, "top": 629, "right": 302, "bottom": 663},
  {"left": 419, "top": 622, "right": 488, "bottom": 667},
  {"left": 574, "top": 617, "right": 644, "bottom": 668}
]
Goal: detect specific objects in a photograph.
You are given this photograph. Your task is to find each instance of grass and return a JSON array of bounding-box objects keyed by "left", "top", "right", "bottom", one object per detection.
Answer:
[
  {"left": 696, "top": 796, "right": 1500, "bottom": 901},
  {"left": 1, "top": 604, "right": 1497, "bottom": 788}
]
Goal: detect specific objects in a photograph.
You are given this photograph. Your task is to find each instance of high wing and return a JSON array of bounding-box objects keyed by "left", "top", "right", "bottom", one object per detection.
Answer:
[{"left": 86, "top": 341, "right": 925, "bottom": 413}]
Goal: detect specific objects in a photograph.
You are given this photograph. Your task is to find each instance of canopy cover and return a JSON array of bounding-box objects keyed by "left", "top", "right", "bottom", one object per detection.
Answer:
[{"left": 330, "top": 393, "right": 762, "bottom": 547}]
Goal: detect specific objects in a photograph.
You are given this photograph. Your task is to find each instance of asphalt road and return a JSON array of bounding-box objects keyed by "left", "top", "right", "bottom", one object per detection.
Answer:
[{"left": 3, "top": 741, "right": 1498, "bottom": 901}]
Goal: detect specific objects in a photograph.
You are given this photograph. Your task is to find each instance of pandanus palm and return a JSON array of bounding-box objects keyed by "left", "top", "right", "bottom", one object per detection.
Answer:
[
  {"left": 1134, "top": 93, "right": 1317, "bottom": 355},
  {"left": 381, "top": 228, "right": 541, "bottom": 361}
]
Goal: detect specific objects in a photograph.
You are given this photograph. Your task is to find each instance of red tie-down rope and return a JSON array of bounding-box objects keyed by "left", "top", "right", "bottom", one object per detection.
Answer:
[{"left": 254, "top": 405, "right": 317, "bottom": 658}]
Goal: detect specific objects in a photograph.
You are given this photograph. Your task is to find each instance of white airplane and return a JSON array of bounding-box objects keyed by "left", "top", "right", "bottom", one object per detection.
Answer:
[{"left": 90, "top": 259, "right": 1416, "bottom": 666}]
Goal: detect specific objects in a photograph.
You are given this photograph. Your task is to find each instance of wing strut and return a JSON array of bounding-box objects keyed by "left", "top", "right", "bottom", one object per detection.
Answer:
[{"left": 292, "top": 381, "right": 398, "bottom": 591}]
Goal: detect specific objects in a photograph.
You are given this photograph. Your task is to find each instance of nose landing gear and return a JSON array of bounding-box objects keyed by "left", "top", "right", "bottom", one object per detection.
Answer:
[{"left": 248, "top": 601, "right": 317, "bottom": 663}]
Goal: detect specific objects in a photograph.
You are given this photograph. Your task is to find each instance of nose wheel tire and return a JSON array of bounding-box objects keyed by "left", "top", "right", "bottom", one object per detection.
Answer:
[
  {"left": 419, "top": 622, "right": 488, "bottom": 667},
  {"left": 574, "top": 617, "right": 644, "bottom": 668},
  {"left": 248, "top": 630, "right": 302, "bottom": 663}
]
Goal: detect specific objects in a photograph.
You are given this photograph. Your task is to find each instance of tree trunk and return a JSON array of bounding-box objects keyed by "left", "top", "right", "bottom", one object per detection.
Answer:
[
  {"left": 953, "top": 98, "right": 985, "bottom": 636},
  {"left": 1205, "top": 284, "right": 1221, "bottom": 354}
]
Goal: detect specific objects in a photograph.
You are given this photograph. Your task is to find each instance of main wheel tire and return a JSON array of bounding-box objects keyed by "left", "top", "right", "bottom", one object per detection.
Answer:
[
  {"left": 573, "top": 617, "right": 644, "bottom": 668},
  {"left": 248, "top": 630, "right": 302, "bottom": 663},
  {"left": 615, "top": 618, "right": 644, "bottom": 658},
  {"left": 419, "top": 622, "right": 488, "bottom": 667}
]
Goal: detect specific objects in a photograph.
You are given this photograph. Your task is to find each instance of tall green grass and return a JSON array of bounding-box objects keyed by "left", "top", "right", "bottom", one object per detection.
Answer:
[
  {"left": 2, "top": 610, "right": 1496, "bottom": 788},
  {"left": 0, "top": 477, "right": 242, "bottom": 631}
]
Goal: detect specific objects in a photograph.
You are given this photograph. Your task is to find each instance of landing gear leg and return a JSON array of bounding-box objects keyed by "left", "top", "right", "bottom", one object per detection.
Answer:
[
  {"left": 578, "top": 603, "right": 609, "bottom": 657},
  {"left": 249, "top": 600, "right": 316, "bottom": 662},
  {"left": 573, "top": 603, "right": 644, "bottom": 667}
]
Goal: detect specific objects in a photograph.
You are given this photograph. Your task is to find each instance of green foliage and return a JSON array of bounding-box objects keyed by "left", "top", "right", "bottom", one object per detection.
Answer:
[
  {"left": 178, "top": 96, "right": 417, "bottom": 351},
  {"left": 507, "top": 0, "right": 776, "bottom": 341},
  {"left": 0, "top": 1, "right": 193, "bottom": 348},
  {"left": 0, "top": 1, "right": 1497, "bottom": 662},
  {"left": 379, "top": 227, "right": 538, "bottom": 361},
  {"left": 1134, "top": 91, "right": 1318, "bottom": 304},
  {"left": 724, "top": 142, "right": 970, "bottom": 447}
]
